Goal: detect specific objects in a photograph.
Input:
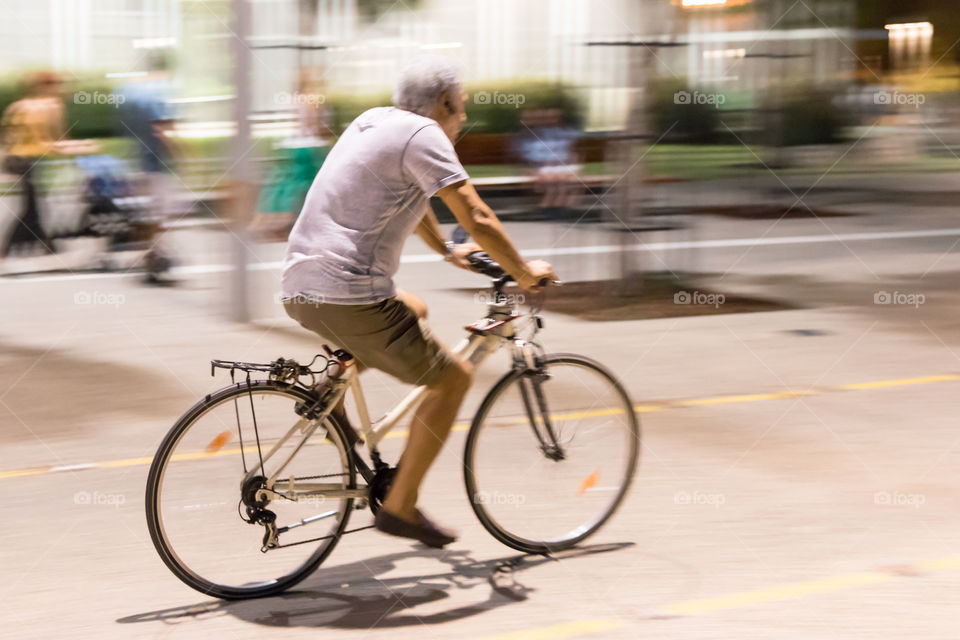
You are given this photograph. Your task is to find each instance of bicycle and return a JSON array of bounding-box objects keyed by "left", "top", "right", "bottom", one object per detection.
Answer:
[{"left": 145, "top": 253, "right": 640, "bottom": 599}]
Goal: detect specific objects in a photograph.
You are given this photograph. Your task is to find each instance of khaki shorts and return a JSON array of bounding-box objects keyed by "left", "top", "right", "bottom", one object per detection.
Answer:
[{"left": 284, "top": 296, "right": 455, "bottom": 387}]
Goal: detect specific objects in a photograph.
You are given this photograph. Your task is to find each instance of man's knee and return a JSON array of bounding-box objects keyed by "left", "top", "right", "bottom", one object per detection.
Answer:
[
  {"left": 430, "top": 358, "right": 472, "bottom": 393},
  {"left": 396, "top": 290, "right": 428, "bottom": 320}
]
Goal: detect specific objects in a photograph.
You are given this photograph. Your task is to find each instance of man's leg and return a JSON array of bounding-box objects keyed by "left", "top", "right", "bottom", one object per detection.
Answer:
[
  {"left": 381, "top": 359, "right": 472, "bottom": 521},
  {"left": 381, "top": 289, "right": 473, "bottom": 522}
]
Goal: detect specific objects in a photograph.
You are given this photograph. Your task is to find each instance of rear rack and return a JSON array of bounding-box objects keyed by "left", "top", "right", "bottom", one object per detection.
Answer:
[{"left": 211, "top": 350, "right": 352, "bottom": 387}]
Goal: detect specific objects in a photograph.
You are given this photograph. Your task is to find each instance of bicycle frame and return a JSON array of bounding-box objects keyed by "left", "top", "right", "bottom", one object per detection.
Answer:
[{"left": 242, "top": 301, "right": 535, "bottom": 505}]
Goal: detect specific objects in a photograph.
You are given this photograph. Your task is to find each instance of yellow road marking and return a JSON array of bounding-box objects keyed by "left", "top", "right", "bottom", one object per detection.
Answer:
[
  {"left": 2, "top": 372, "right": 957, "bottom": 482},
  {"left": 659, "top": 551, "right": 960, "bottom": 617},
  {"left": 481, "top": 552, "right": 960, "bottom": 637},
  {"left": 914, "top": 554, "right": 960, "bottom": 571},
  {"left": 836, "top": 374, "right": 960, "bottom": 390},
  {"left": 0, "top": 467, "right": 51, "bottom": 480},
  {"left": 662, "top": 571, "right": 893, "bottom": 616},
  {"left": 677, "top": 390, "right": 816, "bottom": 406},
  {"left": 480, "top": 618, "right": 625, "bottom": 640}
]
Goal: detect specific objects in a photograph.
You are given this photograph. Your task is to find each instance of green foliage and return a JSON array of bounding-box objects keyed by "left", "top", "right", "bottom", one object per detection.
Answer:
[
  {"left": 0, "top": 74, "right": 27, "bottom": 119},
  {"left": 647, "top": 79, "right": 855, "bottom": 147},
  {"left": 324, "top": 91, "right": 392, "bottom": 134},
  {"left": 464, "top": 81, "right": 584, "bottom": 133},
  {"left": 324, "top": 81, "right": 584, "bottom": 135},
  {"left": 648, "top": 79, "right": 725, "bottom": 144},
  {"left": 357, "top": 0, "right": 424, "bottom": 20},
  {"left": 766, "top": 85, "right": 854, "bottom": 147},
  {"left": 64, "top": 84, "right": 125, "bottom": 139},
  {"left": 0, "top": 75, "right": 584, "bottom": 142}
]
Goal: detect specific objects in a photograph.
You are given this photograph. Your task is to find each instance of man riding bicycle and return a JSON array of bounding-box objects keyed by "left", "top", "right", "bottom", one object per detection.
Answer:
[{"left": 281, "top": 55, "right": 556, "bottom": 548}]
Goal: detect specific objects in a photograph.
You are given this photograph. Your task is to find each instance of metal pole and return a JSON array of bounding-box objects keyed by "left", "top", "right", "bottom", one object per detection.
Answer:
[{"left": 229, "top": 0, "right": 252, "bottom": 322}]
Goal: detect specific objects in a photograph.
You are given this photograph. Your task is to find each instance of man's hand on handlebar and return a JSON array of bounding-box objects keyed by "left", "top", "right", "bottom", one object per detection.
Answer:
[
  {"left": 454, "top": 245, "right": 558, "bottom": 292},
  {"left": 446, "top": 242, "right": 483, "bottom": 271},
  {"left": 516, "top": 260, "right": 558, "bottom": 293}
]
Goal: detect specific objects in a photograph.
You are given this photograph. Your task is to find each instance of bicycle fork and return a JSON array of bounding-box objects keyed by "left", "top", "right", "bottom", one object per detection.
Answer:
[{"left": 513, "top": 342, "right": 565, "bottom": 461}]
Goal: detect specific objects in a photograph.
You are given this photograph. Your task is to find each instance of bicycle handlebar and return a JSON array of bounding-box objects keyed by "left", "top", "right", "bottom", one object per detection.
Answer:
[
  {"left": 465, "top": 251, "right": 511, "bottom": 281},
  {"left": 465, "top": 251, "right": 555, "bottom": 290}
]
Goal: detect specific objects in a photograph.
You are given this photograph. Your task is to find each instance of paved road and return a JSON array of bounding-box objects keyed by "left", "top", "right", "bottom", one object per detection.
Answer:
[{"left": 2, "top": 200, "right": 960, "bottom": 639}]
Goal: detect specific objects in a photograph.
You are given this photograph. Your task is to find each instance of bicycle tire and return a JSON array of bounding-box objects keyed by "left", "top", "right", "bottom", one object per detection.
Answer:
[
  {"left": 463, "top": 354, "right": 639, "bottom": 554},
  {"left": 145, "top": 380, "right": 355, "bottom": 599}
]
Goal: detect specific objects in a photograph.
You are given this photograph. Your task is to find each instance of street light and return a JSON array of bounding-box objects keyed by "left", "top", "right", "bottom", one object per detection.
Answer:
[{"left": 884, "top": 21, "right": 933, "bottom": 70}]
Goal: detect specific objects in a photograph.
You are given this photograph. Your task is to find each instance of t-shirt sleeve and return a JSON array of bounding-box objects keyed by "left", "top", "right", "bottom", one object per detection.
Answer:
[{"left": 402, "top": 124, "right": 469, "bottom": 197}]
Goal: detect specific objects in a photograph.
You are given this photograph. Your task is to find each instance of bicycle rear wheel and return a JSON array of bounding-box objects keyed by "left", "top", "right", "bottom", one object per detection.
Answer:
[
  {"left": 145, "top": 381, "right": 355, "bottom": 599},
  {"left": 464, "top": 354, "right": 639, "bottom": 553}
]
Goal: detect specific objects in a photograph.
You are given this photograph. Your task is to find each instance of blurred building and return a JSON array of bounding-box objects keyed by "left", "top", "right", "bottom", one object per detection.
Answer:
[
  {"left": 1, "top": 0, "right": 952, "bottom": 131},
  {"left": 1, "top": 0, "right": 181, "bottom": 70}
]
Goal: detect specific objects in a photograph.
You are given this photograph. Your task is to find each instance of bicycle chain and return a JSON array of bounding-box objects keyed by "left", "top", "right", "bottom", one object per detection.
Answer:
[
  {"left": 269, "top": 524, "right": 376, "bottom": 549},
  {"left": 255, "top": 472, "right": 368, "bottom": 550}
]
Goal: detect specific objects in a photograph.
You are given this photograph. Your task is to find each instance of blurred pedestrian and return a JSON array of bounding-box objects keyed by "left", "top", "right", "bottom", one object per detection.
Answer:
[
  {"left": 251, "top": 69, "right": 330, "bottom": 242},
  {"left": 514, "top": 107, "right": 582, "bottom": 215},
  {"left": 116, "top": 51, "right": 179, "bottom": 285},
  {"left": 0, "top": 71, "right": 65, "bottom": 259}
]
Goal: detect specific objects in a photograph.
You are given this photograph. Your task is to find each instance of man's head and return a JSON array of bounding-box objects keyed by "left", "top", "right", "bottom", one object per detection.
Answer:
[{"left": 392, "top": 55, "right": 466, "bottom": 142}]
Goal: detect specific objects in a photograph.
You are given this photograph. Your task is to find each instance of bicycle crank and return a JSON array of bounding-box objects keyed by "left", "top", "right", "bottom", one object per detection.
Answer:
[{"left": 367, "top": 464, "right": 397, "bottom": 515}]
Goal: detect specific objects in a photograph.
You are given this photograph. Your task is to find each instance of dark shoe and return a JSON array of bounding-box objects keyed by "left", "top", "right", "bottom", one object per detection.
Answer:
[
  {"left": 143, "top": 272, "right": 177, "bottom": 287},
  {"left": 374, "top": 508, "right": 457, "bottom": 548}
]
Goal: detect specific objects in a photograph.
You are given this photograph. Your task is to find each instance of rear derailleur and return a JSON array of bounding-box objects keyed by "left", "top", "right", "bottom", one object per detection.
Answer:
[{"left": 241, "top": 474, "right": 280, "bottom": 552}]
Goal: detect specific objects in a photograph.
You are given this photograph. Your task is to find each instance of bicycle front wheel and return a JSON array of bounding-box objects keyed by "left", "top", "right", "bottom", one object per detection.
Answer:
[
  {"left": 464, "top": 354, "right": 639, "bottom": 553},
  {"left": 146, "top": 380, "right": 355, "bottom": 599}
]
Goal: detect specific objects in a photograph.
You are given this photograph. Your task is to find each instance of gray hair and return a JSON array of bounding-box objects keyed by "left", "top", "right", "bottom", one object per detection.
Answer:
[{"left": 392, "top": 55, "right": 463, "bottom": 117}]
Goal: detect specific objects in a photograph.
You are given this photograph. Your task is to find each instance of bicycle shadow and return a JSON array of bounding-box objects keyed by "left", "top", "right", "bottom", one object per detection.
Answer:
[{"left": 117, "top": 542, "right": 633, "bottom": 630}]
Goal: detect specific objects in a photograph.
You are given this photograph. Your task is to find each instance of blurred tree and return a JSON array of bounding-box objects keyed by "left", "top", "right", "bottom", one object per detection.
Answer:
[{"left": 357, "top": 0, "right": 424, "bottom": 21}]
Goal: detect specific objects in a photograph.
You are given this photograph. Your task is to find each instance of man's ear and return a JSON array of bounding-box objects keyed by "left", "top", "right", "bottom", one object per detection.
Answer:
[{"left": 439, "top": 89, "right": 455, "bottom": 115}]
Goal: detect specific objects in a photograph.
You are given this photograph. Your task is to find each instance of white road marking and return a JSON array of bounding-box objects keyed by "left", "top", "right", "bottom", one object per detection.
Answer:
[
  {"left": 49, "top": 463, "right": 97, "bottom": 473},
  {"left": 5, "top": 227, "right": 960, "bottom": 284}
]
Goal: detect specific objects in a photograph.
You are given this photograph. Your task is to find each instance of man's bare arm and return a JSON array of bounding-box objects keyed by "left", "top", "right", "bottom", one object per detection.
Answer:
[
  {"left": 414, "top": 205, "right": 447, "bottom": 255},
  {"left": 437, "top": 180, "right": 534, "bottom": 283}
]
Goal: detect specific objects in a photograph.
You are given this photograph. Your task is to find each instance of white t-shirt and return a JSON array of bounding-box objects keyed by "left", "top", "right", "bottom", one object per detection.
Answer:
[{"left": 282, "top": 107, "right": 468, "bottom": 304}]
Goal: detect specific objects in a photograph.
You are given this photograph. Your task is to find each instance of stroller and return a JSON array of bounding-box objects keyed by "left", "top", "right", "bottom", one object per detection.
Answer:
[{"left": 72, "top": 155, "right": 156, "bottom": 270}]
